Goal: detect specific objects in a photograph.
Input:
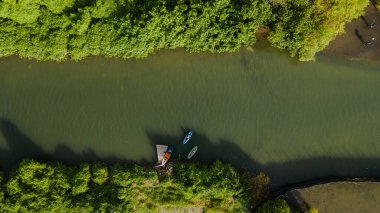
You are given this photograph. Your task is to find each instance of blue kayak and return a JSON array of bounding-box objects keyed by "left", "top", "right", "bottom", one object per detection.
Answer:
[{"left": 182, "top": 131, "right": 193, "bottom": 144}]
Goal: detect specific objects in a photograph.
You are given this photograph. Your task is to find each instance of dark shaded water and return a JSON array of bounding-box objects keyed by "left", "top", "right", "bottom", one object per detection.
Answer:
[{"left": 1, "top": 46, "right": 380, "bottom": 186}]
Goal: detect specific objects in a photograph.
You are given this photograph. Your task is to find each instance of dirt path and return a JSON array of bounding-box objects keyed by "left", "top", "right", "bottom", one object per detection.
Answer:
[
  {"left": 323, "top": 4, "right": 380, "bottom": 61},
  {"left": 285, "top": 182, "right": 380, "bottom": 213}
]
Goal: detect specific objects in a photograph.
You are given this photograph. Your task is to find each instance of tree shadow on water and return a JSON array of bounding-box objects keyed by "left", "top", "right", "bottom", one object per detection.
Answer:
[
  {"left": 146, "top": 130, "right": 260, "bottom": 172},
  {"left": 2, "top": 118, "right": 380, "bottom": 189},
  {"left": 0, "top": 118, "right": 45, "bottom": 169},
  {"left": 147, "top": 129, "right": 380, "bottom": 188},
  {"left": 0, "top": 117, "right": 145, "bottom": 171}
]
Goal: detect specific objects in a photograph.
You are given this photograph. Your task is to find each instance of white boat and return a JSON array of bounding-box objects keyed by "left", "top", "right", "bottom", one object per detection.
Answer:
[
  {"left": 187, "top": 146, "right": 198, "bottom": 159},
  {"left": 154, "top": 145, "right": 173, "bottom": 168}
]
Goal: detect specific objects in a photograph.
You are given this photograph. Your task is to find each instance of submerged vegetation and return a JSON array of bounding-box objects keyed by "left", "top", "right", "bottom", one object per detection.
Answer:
[{"left": 0, "top": 0, "right": 368, "bottom": 61}]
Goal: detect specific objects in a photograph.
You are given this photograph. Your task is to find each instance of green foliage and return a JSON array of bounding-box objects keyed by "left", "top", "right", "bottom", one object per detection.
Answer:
[
  {"left": 171, "top": 161, "right": 247, "bottom": 212},
  {"left": 43, "top": 0, "right": 76, "bottom": 14},
  {"left": 0, "top": 0, "right": 41, "bottom": 24},
  {"left": 90, "top": 0, "right": 119, "bottom": 18},
  {"left": 375, "top": 0, "right": 380, "bottom": 10},
  {"left": 0, "top": 0, "right": 369, "bottom": 61},
  {"left": 257, "top": 198, "right": 292, "bottom": 213},
  {"left": 0, "top": 0, "right": 370, "bottom": 61},
  {"left": 71, "top": 163, "right": 91, "bottom": 195},
  {"left": 92, "top": 162, "right": 108, "bottom": 185},
  {"left": 0, "top": 0, "right": 271, "bottom": 61},
  {"left": 0, "top": 171, "right": 4, "bottom": 206},
  {"left": 241, "top": 171, "right": 270, "bottom": 207},
  {"left": 110, "top": 164, "right": 132, "bottom": 187},
  {"left": 268, "top": 0, "right": 368, "bottom": 61},
  {"left": 4, "top": 159, "right": 71, "bottom": 211},
  {"left": 0, "top": 159, "right": 252, "bottom": 212},
  {"left": 308, "top": 207, "right": 319, "bottom": 213}
]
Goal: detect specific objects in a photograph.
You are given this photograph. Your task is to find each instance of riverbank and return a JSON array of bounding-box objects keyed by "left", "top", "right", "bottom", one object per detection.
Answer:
[
  {"left": 0, "top": 0, "right": 368, "bottom": 61},
  {"left": 284, "top": 181, "right": 380, "bottom": 213},
  {"left": 323, "top": 4, "right": 380, "bottom": 61}
]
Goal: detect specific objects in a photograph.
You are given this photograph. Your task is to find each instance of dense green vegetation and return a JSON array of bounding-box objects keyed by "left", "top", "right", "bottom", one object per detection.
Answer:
[
  {"left": 0, "top": 0, "right": 271, "bottom": 61},
  {"left": 0, "top": 159, "right": 319, "bottom": 212},
  {"left": 257, "top": 198, "right": 292, "bottom": 213},
  {"left": 257, "top": 199, "right": 319, "bottom": 213},
  {"left": 268, "top": 0, "right": 368, "bottom": 61},
  {"left": 375, "top": 0, "right": 380, "bottom": 10},
  {"left": 0, "top": 159, "right": 249, "bottom": 212},
  {"left": 0, "top": 0, "right": 368, "bottom": 61}
]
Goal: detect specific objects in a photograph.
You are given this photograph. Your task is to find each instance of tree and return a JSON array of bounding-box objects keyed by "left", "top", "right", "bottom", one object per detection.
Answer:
[
  {"left": 241, "top": 171, "right": 270, "bottom": 207},
  {"left": 71, "top": 163, "right": 91, "bottom": 195},
  {"left": 0, "top": 0, "right": 271, "bottom": 61},
  {"left": 0, "top": 0, "right": 42, "bottom": 24},
  {"left": 92, "top": 162, "right": 108, "bottom": 185},
  {"left": 0, "top": 0, "right": 368, "bottom": 61},
  {"left": 375, "top": 0, "right": 380, "bottom": 10},
  {"left": 90, "top": 0, "right": 119, "bottom": 18},
  {"left": 257, "top": 199, "right": 291, "bottom": 213},
  {"left": 5, "top": 159, "right": 71, "bottom": 211},
  {"left": 268, "top": 0, "right": 368, "bottom": 61},
  {"left": 0, "top": 160, "right": 253, "bottom": 212},
  {"left": 43, "top": 0, "right": 76, "bottom": 14},
  {"left": 308, "top": 207, "right": 319, "bottom": 213}
]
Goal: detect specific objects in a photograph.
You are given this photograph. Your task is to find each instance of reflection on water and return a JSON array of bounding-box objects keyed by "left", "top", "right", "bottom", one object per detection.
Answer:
[{"left": 0, "top": 46, "right": 380, "bottom": 186}]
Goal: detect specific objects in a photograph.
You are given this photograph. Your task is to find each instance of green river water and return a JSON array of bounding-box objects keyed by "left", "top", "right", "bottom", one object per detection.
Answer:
[{"left": 1, "top": 45, "right": 380, "bottom": 186}]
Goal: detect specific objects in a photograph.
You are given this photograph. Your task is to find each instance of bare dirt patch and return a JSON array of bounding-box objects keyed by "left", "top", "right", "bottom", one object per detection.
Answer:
[{"left": 323, "top": 5, "right": 380, "bottom": 61}]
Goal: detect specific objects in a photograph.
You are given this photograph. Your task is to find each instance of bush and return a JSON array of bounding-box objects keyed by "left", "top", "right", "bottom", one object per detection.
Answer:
[
  {"left": 0, "top": 171, "right": 4, "bottom": 205},
  {"left": 268, "top": 0, "right": 368, "bottom": 61},
  {"left": 0, "top": 0, "right": 370, "bottom": 61},
  {"left": 171, "top": 161, "right": 247, "bottom": 212},
  {"left": 0, "top": 0, "right": 272, "bottom": 61},
  {"left": 92, "top": 162, "right": 108, "bottom": 185},
  {"left": 375, "top": 0, "right": 380, "bottom": 10},
  {"left": 241, "top": 172, "right": 270, "bottom": 207},
  {"left": 4, "top": 159, "right": 71, "bottom": 211},
  {"left": 0, "top": 160, "right": 250, "bottom": 212},
  {"left": 257, "top": 198, "right": 291, "bottom": 213},
  {"left": 308, "top": 207, "right": 319, "bottom": 213},
  {"left": 71, "top": 163, "right": 91, "bottom": 195}
]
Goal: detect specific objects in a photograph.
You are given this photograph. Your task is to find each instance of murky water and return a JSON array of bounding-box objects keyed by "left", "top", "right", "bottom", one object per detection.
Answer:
[{"left": 1, "top": 45, "right": 380, "bottom": 186}]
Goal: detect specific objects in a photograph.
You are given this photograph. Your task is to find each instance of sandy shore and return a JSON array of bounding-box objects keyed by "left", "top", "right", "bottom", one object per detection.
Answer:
[
  {"left": 323, "top": 4, "right": 380, "bottom": 61},
  {"left": 285, "top": 181, "right": 380, "bottom": 213}
]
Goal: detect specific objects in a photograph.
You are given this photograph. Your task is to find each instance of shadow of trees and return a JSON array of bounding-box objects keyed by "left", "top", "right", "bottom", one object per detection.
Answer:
[
  {"left": 146, "top": 130, "right": 257, "bottom": 171},
  {"left": 0, "top": 117, "right": 140, "bottom": 171},
  {"left": 355, "top": 29, "right": 365, "bottom": 43},
  {"left": 147, "top": 129, "right": 380, "bottom": 187},
  {"left": 283, "top": 190, "right": 310, "bottom": 212},
  {"left": 1, "top": 117, "right": 380, "bottom": 188}
]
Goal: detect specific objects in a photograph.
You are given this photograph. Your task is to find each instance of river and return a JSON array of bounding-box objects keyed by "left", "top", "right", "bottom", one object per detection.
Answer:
[{"left": 1, "top": 44, "right": 380, "bottom": 186}]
